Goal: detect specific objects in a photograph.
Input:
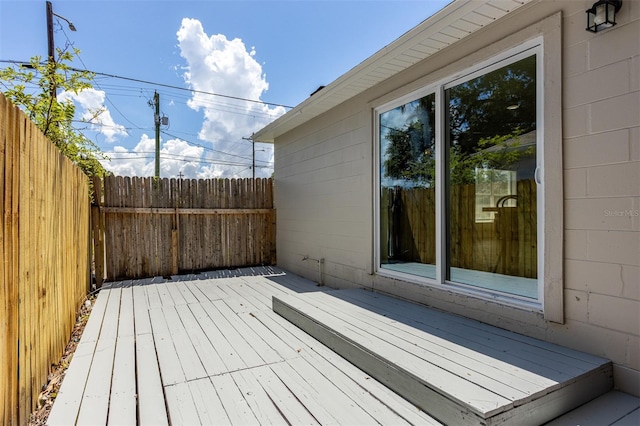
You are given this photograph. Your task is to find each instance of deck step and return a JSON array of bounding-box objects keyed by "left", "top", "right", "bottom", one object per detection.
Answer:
[{"left": 272, "top": 288, "right": 613, "bottom": 425}]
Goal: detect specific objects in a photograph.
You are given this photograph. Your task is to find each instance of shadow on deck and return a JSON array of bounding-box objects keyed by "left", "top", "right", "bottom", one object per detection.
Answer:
[
  {"left": 47, "top": 267, "right": 638, "bottom": 425},
  {"left": 273, "top": 288, "right": 622, "bottom": 425},
  {"left": 47, "top": 267, "right": 439, "bottom": 425}
]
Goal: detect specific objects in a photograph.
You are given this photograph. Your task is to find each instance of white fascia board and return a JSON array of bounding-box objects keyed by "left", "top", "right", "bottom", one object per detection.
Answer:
[{"left": 253, "top": 0, "right": 532, "bottom": 142}]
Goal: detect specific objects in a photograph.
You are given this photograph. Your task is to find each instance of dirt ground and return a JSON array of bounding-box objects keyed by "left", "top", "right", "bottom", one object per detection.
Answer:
[{"left": 28, "top": 295, "right": 96, "bottom": 426}]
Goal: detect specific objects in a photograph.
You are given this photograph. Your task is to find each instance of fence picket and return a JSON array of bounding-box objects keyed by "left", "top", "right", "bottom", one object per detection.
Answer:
[
  {"left": 0, "top": 93, "right": 90, "bottom": 424},
  {"left": 383, "top": 182, "right": 536, "bottom": 279},
  {"left": 98, "top": 176, "right": 275, "bottom": 280}
]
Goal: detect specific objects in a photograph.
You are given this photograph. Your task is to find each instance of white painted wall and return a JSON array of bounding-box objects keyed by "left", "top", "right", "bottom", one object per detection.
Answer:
[{"left": 272, "top": 0, "right": 639, "bottom": 395}]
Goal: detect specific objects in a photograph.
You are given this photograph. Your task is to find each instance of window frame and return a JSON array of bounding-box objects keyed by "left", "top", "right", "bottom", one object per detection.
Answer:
[{"left": 374, "top": 36, "right": 558, "bottom": 316}]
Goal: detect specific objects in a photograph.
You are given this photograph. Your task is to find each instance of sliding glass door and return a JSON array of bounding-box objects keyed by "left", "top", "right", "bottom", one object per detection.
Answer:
[{"left": 377, "top": 47, "right": 540, "bottom": 301}]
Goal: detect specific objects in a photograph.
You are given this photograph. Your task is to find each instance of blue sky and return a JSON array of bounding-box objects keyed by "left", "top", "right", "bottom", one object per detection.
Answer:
[{"left": 1, "top": 0, "right": 450, "bottom": 178}]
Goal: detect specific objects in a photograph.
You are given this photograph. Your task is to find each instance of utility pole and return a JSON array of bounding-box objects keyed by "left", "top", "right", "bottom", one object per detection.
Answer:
[
  {"left": 148, "top": 91, "right": 168, "bottom": 179},
  {"left": 46, "top": 2, "right": 55, "bottom": 66},
  {"left": 242, "top": 136, "right": 255, "bottom": 179},
  {"left": 154, "top": 91, "right": 160, "bottom": 179},
  {"left": 46, "top": 1, "right": 76, "bottom": 98}
]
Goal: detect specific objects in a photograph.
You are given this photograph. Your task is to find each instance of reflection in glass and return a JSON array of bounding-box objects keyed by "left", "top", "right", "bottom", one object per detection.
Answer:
[
  {"left": 446, "top": 55, "right": 537, "bottom": 298},
  {"left": 379, "top": 94, "right": 436, "bottom": 279},
  {"left": 377, "top": 54, "right": 538, "bottom": 299}
]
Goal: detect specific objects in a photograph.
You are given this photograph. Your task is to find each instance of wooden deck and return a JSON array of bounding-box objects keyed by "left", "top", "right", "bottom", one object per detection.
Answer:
[
  {"left": 274, "top": 288, "right": 614, "bottom": 425},
  {"left": 47, "top": 266, "right": 637, "bottom": 425},
  {"left": 47, "top": 267, "right": 440, "bottom": 425},
  {"left": 546, "top": 391, "right": 640, "bottom": 425}
]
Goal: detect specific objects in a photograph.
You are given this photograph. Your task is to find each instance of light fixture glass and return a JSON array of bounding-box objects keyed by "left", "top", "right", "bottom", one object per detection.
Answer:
[{"left": 586, "top": 0, "right": 622, "bottom": 33}]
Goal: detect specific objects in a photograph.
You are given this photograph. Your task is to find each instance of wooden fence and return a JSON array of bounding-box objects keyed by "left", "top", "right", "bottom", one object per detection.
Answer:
[
  {"left": 0, "top": 94, "right": 90, "bottom": 424},
  {"left": 381, "top": 179, "right": 537, "bottom": 278},
  {"left": 94, "top": 175, "right": 276, "bottom": 281}
]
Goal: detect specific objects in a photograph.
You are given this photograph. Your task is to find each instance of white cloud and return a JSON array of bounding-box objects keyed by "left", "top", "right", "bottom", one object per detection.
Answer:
[
  {"left": 58, "top": 88, "right": 128, "bottom": 143},
  {"left": 102, "top": 135, "right": 274, "bottom": 179},
  {"left": 160, "top": 138, "right": 205, "bottom": 178},
  {"left": 176, "top": 17, "right": 285, "bottom": 173},
  {"left": 102, "top": 134, "right": 206, "bottom": 178},
  {"left": 100, "top": 18, "right": 281, "bottom": 178}
]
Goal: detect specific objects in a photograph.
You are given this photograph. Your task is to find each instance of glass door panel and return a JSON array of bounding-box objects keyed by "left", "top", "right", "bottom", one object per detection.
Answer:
[
  {"left": 379, "top": 93, "right": 436, "bottom": 279},
  {"left": 445, "top": 55, "right": 538, "bottom": 298}
]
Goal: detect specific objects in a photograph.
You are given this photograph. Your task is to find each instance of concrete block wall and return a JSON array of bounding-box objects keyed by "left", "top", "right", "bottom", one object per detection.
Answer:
[
  {"left": 273, "top": 0, "right": 639, "bottom": 395},
  {"left": 561, "top": 0, "right": 639, "bottom": 395},
  {"left": 274, "top": 106, "right": 373, "bottom": 283}
]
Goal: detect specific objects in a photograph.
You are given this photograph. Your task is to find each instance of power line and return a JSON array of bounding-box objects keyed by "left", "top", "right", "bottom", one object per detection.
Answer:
[
  {"left": 2, "top": 58, "right": 285, "bottom": 135},
  {"left": 160, "top": 130, "right": 271, "bottom": 164},
  {"left": 58, "top": 25, "right": 143, "bottom": 130},
  {"left": 1, "top": 58, "right": 276, "bottom": 171},
  {"left": 103, "top": 152, "right": 273, "bottom": 169},
  {"left": 71, "top": 120, "right": 147, "bottom": 131},
  {"left": 0, "top": 59, "right": 294, "bottom": 109},
  {"left": 68, "top": 120, "right": 272, "bottom": 166}
]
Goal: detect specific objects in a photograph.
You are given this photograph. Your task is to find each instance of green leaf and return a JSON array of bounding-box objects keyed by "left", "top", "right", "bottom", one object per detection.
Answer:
[{"left": 0, "top": 47, "right": 109, "bottom": 185}]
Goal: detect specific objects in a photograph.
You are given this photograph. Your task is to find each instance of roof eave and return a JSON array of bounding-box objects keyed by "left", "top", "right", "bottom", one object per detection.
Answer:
[{"left": 253, "top": 0, "right": 532, "bottom": 143}]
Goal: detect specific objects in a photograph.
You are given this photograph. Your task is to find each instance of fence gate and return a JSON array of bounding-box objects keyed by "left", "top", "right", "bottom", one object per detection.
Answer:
[{"left": 93, "top": 176, "right": 276, "bottom": 283}]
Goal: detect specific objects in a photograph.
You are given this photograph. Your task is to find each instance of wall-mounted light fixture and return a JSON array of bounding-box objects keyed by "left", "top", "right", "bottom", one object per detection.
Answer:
[{"left": 586, "top": 0, "right": 622, "bottom": 33}]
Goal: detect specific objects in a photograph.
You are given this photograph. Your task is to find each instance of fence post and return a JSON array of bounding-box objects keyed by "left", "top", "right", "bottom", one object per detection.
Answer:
[
  {"left": 92, "top": 176, "right": 105, "bottom": 288},
  {"left": 172, "top": 178, "right": 179, "bottom": 275}
]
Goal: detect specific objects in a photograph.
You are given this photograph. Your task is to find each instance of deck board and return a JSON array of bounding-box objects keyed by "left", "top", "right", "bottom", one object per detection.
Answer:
[
  {"left": 189, "top": 301, "right": 247, "bottom": 372},
  {"left": 183, "top": 280, "right": 210, "bottom": 303},
  {"left": 162, "top": 305, "right": 208, "bottom": 380},
  {"left": 302, "top": 290, "right": 555, "bottom": 396},
  {"left": 187, "top": 377, "right": 232, "bottom": 425},
  {"left": 334, "top": 288, "right": 607, "bottom": 387},
  {"left": 132, "top": 281, "right": 168, "bottom": 425},
  {"left": 268, "top": 360, "right": 342, "bottom": 424},
  {"left": 147, "top": 306, "right": 186, "bottom": 386},
  {"left": 173, "top": 304, "right": 227, "bottom": 377},
  {"left": 155, "top": 280, "right": 175, "bottom": 306},
  {"left": 545, "top": 391, "right": 640, "bottom": 425},
  {"left": 134, "top": 333, "right": 168, "bottom": 425},
  {"left": 244, "top": 364, "right": 321, "bottom": 425},
  {"left": 342, "top": 288, "right": 608, "bottom": 365},
  {"left": 144, "top": 279, "right": 163, "bottom": 309},
  {"left": 240, "top": 311, "right": 298, "bottom": 361},
  {"left": 132, "top": 283, "right": 152, "bottom": 335},
  {"left": 216, "top": 299, "right": 284, "bottom": 364},
  {"left": 193, "top": 278, "right": 230, "bottom": 301},
  {"left": 231, "top": 368, "right": 290, "bottom": 425},
  {"left": 164, "top": 382, "right": 202, "bottom": 425},
  {"left": 209, "top": 299, "right": 266, "bottom": 368},
  {"left": 47, "top": 287, "right": 110, "bottom": 426},
  {"left": 109, "top": 285, "right": 136, "bottom": 425},
  {"left": 164, "top": 281, "right": 188, "bottom": 306},
  {"left": 173, "top": 278, "right": 201, "bottom": 304},
  {"left": 273, "top": 288, "right": 614, "bottom": 425},
  {"left": 75, "top": 287, "right": 120, "bottom": 425},
  {"left": 246, "top": 305, "right": 455, "bottom": 425},
  {"left": 287, "top": 355, "right": 398, "bottom": 425},
  {"left": 306, "top": 338, "right": 441, "bottom": 425},
  {"left": 211, "top": 373, "right": 260, "bottom": 425},
  {"left": 274, "top": 292, "right": 514, "bottom": 415},
  {"left": 108, "top": 333, "right": 136, "bottom": 426},
  {"left": 49, "top": 266, "right": 628, "bottom": 426}
]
